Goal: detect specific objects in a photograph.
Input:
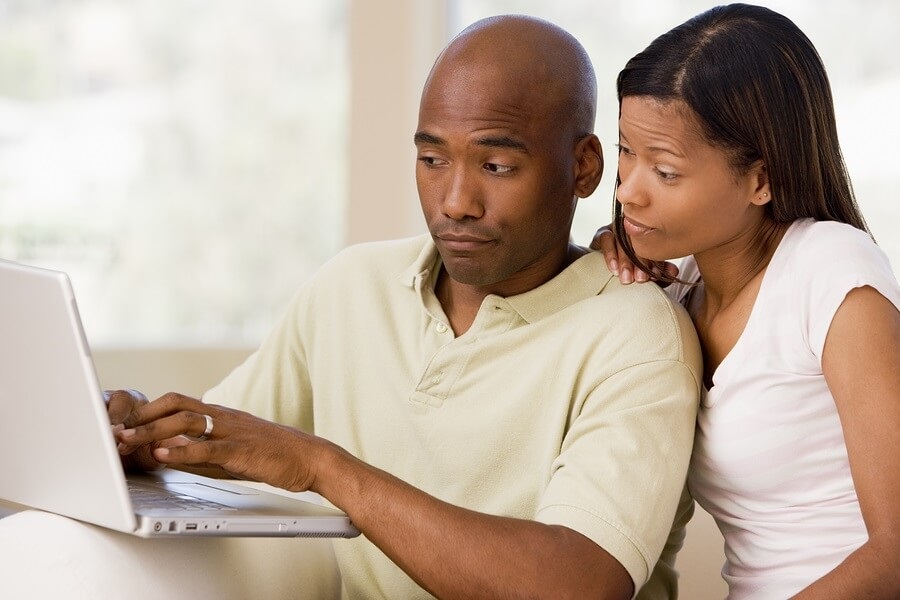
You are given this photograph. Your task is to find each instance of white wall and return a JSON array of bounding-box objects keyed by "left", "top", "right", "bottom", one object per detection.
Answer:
[{"left": 344, "top": 0, "right": 449, "bottom": 245}]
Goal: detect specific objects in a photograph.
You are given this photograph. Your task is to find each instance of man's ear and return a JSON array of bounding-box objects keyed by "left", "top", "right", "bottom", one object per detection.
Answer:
[
  {"left": 574, "top": 134, "right": 603, "bottom": 198},
  {"left": 748, "top": 160, "right": 771, "bottom": 206}
]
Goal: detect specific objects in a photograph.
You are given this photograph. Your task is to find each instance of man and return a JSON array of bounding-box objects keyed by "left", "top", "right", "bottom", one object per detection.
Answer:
[{"left": 112, "top": 15, "right": 701, "bottom": 599}]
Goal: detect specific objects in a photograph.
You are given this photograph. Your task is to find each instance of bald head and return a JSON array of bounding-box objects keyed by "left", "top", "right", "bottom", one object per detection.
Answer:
[{"left": 423, "top": 15, "right": 597, "bottom": 137}]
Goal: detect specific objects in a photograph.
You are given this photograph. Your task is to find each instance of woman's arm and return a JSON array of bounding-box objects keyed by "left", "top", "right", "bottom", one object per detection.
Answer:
[{"left": 792, "top": 285, "right": 900, "bottom": 599}]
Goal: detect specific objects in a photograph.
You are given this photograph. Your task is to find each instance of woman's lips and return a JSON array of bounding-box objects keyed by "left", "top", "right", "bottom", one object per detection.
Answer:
[{"left": 622, "top": 216, "right": 655, "bottom": 236}]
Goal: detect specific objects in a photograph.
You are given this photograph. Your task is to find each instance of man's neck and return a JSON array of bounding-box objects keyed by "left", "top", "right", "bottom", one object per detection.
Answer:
[
  {"left": 434, "top": 274, "right": 485, "bottom": 335},
  {"left": 436, "top": 242, "right": 587, "bottom": 336}
]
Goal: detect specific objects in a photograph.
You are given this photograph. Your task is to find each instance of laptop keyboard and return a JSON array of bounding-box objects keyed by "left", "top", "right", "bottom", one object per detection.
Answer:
[{"left": 128, "top": 481, "right": 236, "bottom": 511}]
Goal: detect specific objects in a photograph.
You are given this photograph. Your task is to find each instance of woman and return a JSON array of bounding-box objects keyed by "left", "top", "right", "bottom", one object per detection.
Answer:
[{"left": 594, "top": 4, "right": 900, "bottom": 598}]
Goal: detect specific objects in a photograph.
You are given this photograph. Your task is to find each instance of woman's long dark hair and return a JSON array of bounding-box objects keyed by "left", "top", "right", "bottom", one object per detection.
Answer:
[{"left": 613, "top": 3, "right": 869, "bottom": 278}]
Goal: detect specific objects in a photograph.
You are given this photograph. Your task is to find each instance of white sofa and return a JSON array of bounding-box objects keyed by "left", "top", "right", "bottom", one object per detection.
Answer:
[{"left": 0, "top": 489, "right": 342, "bottom": 600}]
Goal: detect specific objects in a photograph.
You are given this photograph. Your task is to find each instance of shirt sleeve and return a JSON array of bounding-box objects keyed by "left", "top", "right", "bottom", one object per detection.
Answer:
[
  {"left": 535, "top": 356, "right": 700, "bottom": 591},
  {"left": 202, "top": 284, "right": 316, "bottom": 431},
  {"left": 796, "top": 223, "right": 900, "bottom": 359}
]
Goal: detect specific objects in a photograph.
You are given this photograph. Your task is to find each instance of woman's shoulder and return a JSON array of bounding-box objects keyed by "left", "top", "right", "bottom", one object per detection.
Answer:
[
  {"left": 777, "top": 218, "right": 900, "bottom": 319},
  {"left": 774, "top": 219, "right": 897, "bottom": 288},
  {"left": 781, "top": 218, "right": 877, "bottom": 262}
]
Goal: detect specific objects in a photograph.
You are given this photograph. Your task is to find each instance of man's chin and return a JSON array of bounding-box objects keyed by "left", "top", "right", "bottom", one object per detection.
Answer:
[{"left": 441, "top": 260, "right": 497, "bottom": 287}]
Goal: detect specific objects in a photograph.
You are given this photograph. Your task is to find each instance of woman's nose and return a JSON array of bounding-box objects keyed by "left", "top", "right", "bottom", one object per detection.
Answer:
[{"left": 615, "top": 167, "right": 649, "bottom": 208}]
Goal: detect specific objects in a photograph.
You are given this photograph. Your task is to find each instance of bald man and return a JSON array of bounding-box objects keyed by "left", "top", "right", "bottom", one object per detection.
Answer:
[{"left": 112, "top": 15, "right": 701, "bottom": 599}]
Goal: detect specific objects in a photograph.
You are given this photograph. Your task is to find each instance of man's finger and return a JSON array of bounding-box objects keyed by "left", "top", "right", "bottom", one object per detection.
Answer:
[
  {"left": 122, "top": 392, "right": 202, "bottom": 428},
  {"left": 153, "top": 439, "right": 219, "bottom": 466},
  {"left": 106, "top": 389, "right": 146, "bottom": 425},
  {"left": 119, "top": 411, "right": 207, "bottom": 445}
]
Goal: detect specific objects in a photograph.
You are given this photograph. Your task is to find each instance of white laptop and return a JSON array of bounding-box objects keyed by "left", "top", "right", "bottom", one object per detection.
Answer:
[{"left": 0, "top": 258, "right": 359, "bottom": 539}]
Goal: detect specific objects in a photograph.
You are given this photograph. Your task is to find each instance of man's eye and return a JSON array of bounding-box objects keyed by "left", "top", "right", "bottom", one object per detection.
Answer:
[
  {"left": 484, "top": 163, "right": 514, "bottom": 174},
  {"left": 418, "top": 156, "right": 444, "bottom": 167}
]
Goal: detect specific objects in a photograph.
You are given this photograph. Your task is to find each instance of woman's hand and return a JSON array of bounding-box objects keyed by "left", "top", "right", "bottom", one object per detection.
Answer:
[
  {"left": 589, "top": 226, "right": 678, "bottom": 284},
  {"left": 115, "top": 393, "right": 321, "bottom": 492}
]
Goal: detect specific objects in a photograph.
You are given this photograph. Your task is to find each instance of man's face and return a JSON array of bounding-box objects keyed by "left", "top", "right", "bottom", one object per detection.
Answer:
[{"left": 414, "top": 60, "right": 579, "bottom": 297}]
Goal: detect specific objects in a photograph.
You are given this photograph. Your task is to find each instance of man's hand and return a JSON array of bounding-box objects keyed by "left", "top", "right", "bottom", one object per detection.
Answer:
[
  {"left": 104, "top": 388, "right": 169, "bottom": 472},
  {"left": 114, "top": 392, "right": 321, "bottom": 492},
  {"left": 589, "top": 226, "right": 678, "bottom": 284}
]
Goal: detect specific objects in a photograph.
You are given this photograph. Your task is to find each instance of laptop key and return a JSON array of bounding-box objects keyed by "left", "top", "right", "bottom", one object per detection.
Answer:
[{"left": 128, "top": 483, "right": 237, "bottom": 511}]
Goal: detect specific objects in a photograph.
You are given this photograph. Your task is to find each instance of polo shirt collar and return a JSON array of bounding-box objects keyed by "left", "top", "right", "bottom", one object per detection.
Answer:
[
  {"left": 399, "top": 236, "right": 615, "bottom": 324},
  {"left": 399, "top": 235, "right": 442, "bottom": 289},
  {"left": 505, "top": 251, "right": 614, "bottom": 323}
]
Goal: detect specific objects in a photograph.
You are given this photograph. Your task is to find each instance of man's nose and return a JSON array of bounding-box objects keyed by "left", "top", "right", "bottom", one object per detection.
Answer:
[{"left": 442, "top": 167, "right": 484, "bottom": 220}]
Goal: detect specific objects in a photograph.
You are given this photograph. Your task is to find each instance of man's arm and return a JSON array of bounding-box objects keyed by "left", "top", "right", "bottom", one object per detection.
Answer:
[
  {"left": 314, "top": 439, "right": 632, "bottom": 600},
  {"left": 118, "top": 394, "right": 633, "bottom": 600},
  {"left": 309, "top": 436, "right": 632, "bottom": 600}
]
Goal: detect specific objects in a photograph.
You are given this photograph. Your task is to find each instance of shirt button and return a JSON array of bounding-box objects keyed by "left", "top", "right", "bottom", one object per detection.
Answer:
[
  {"left": 435, "top": 322, "right": 448, "bottom": 334},
  {"left": 432, "top": 372, "right": 444, "bottom": 384}
]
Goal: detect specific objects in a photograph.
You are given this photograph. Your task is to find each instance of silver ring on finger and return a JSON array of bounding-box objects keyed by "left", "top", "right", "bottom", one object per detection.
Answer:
[{"left": 189, "top": 414, "right": 214, "bottom": 442}]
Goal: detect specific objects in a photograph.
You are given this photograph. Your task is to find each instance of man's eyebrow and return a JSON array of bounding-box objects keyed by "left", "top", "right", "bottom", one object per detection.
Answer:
[
  {"left": 414, "top": 131, "right": 444, "bottom": 146},
  {"left": 413, "top": 132, "right": 529, "bottom": 153},
  {"left": 476, "top": 135, "right": 529, "bottom": 153}
]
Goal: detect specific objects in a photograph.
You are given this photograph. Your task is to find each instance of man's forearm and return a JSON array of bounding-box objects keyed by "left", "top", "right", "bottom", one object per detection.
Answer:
[{"left": 311, "top": 439, "right": 633, "bottom": 600}]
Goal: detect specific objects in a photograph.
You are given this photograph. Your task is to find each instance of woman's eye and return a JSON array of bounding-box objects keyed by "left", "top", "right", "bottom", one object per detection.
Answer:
[
  {"left": 484, "top": 163, "right": 514, "bottom": 174},
  {"left": 655, "top": 168, "right": 678, "bottom": 181},
  {"left": 615, "top": 143, "right": 634, "bottom": 157}
]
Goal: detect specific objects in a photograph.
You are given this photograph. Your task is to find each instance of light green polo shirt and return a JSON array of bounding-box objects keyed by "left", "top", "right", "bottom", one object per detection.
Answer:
[{"left": 204, "top": 235, "right": 702, "bottom": 599}]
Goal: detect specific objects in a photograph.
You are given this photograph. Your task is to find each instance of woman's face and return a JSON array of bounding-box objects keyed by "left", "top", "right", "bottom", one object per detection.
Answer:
[{"left": 616, "top": 96, "right": 769, "bottom": 261}]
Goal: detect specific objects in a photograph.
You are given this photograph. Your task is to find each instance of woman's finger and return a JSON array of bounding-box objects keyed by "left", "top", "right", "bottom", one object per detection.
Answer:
[
  {"left": 663, "top": 261, "right": 680, "bottom": 279},
  {"left": 589, "top": 227, "right": 619, "bottom": 274}
]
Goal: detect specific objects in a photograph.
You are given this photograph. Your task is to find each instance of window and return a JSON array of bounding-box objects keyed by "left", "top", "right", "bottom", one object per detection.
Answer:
[
  {"left": 3, "top": 2, "right": 896, "bottom": 347},
  {"left": 0, "top": 1, "right": 347, "bottom": 345},
  {"left": 452, "top": 0, "right": 900, "bottom": 267}
]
